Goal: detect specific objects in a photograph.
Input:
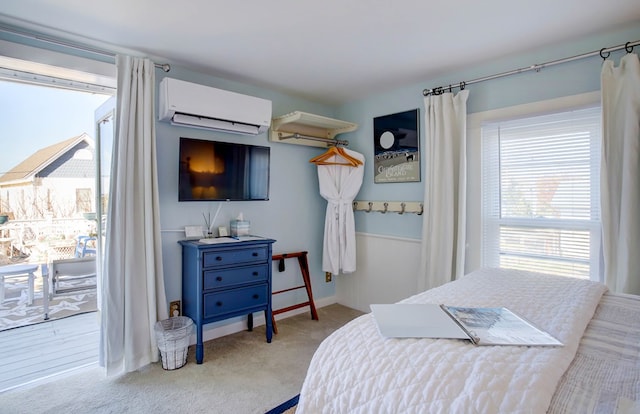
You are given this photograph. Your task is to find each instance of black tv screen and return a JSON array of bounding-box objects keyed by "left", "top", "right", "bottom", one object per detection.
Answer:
[{"left": 178, "top": 137, "right": 270, "bottom": 201}]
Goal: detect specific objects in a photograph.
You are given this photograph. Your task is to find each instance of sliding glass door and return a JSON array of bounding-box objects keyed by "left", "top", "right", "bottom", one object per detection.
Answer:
[{"left": 94, "top": 96, "right": 115, "bottom": 310}]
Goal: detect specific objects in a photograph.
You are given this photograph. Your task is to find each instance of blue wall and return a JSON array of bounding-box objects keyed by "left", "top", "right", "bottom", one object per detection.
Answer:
[
  {"left": 154, "top": 68, "right": 342, "bottom": 310},
  {"left": 2, "top": 21, "right": 639, "bottom": 317},
  {"left": 334, "top": 22, "right": 640, "bottom": 240},
  {"left": 0, "top": 26, "right": 346, "bottom": 316}
]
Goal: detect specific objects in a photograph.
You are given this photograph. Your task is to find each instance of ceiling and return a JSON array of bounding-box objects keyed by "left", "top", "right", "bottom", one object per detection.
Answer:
[{"left": 1, "top": 1, "right": 639, "bottom": 104}]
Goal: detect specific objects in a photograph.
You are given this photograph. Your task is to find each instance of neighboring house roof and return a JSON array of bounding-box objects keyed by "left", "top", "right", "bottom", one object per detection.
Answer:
[{"left": 0, "top": 133, "right": 94, "bottom": 185}]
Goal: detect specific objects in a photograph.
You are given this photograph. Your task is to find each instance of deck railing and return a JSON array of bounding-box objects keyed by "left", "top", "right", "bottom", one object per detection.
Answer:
[{"left": 0, "top": 217, "right": 97, "bottom": 263}]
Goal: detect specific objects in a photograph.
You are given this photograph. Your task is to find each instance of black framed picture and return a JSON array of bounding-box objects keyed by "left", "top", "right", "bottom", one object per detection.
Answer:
[{"left": 373, "top": 109, "right": 420, "bottom": 183}]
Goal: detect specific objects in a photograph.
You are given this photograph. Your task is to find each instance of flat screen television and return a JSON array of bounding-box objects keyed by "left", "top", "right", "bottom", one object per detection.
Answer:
[{"left": 178, "top": 137, "right": 270, "bottom": 201}]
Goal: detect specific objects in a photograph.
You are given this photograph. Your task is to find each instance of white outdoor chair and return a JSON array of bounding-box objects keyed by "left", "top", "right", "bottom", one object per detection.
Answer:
[{"left": 42, "top": 256, "right": 96, "bottom": 320}]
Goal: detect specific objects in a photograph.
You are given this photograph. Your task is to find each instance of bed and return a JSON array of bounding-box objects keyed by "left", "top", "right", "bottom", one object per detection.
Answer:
[{"left": 296, "top": 268, "right": 640, "bottom": 413}]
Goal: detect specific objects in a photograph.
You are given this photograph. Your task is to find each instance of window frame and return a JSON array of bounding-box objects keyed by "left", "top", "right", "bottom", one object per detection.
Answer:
[
  {"left": 465, "top": 91, "right": 603, "bottom": 282},
  {"left": 481, "top": 106, "right": 602, "bottom": 279}
]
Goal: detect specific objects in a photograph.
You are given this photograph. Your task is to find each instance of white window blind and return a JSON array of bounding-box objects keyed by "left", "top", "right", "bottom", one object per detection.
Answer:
[{"left": 482, "top": 106, "right": 601, "bottom": 279}]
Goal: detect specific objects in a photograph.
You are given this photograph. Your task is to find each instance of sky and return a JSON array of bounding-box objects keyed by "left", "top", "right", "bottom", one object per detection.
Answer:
[{"left": 0, "top": 80, "right": 112, "bottom": 174}]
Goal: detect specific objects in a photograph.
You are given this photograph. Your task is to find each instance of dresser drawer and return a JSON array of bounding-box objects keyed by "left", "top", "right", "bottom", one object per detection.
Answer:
[
  {"left": 203, "top": 246, "right": 268, "bottom": 268},
  {"left": 203, "top": 265, "right": 267, "bottom": 290},
  {"left": 203, "top": 284, "right": 268, "bottom": 318}
]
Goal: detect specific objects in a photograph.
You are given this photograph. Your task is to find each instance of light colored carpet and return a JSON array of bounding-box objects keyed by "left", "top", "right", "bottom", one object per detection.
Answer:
[{"left": 0, "top": 303, "right": 364, "bottom": 414}]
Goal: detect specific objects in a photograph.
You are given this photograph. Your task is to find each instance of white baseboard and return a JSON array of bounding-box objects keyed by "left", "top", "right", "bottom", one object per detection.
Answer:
[{"left": 197, "top": 295, "right": 337, "bottom": 344}]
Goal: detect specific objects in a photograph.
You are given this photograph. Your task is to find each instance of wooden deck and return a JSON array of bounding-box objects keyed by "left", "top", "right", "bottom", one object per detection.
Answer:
[{"left": 0, "top": 312, "right": 99, "bottom": 392}]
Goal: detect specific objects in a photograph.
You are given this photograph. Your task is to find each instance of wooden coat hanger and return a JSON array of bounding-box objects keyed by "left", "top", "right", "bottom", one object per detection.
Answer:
[{"left": 309, "top": 146, "right": 363, "bottom": 167}]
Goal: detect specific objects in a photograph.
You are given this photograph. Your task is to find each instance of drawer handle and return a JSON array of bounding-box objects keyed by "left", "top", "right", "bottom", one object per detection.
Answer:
[
  {"left": 252, "top": 294, "right": 259, "bottom": 299},
  {"left": 216, "top": 301, "right": 223, "bottom": 307},
  {"left": 252, "top": 271, "right": 258, "bottom": 276},
  {"left": 216, "top": 276, "right": 223, "bottom": 282},
  {"left": 252, "top": 252, "right": 259, "bottom": 257},
  {"left": 216, "top": 256, "right": 223, "bottom": 261}
]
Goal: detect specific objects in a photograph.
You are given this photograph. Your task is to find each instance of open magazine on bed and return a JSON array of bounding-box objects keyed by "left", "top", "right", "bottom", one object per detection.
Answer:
[{"left": 370, "top": 303, "right": 563, "bottom": 346}]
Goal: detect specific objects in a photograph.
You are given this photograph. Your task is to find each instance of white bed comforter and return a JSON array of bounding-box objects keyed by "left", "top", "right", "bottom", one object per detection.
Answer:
[{"left": 297, "top": 268, "right": 607, "bottom": 414}]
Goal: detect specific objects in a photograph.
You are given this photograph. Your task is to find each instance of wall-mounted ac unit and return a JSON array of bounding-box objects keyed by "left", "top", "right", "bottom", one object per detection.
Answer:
[{"left": 158, "top": 77, "right": 272, "bottom": 135}]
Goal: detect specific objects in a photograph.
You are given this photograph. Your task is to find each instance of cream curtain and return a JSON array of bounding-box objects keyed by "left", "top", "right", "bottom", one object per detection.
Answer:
[
  {"left": 100, "top": 55, "right": 168, "bottom": 374},
  {"left": 600, "top": 52, "right": 640, "bottom": 295},
  {"left": 419, "top": 90, "right": 469, "bottom": 291}
]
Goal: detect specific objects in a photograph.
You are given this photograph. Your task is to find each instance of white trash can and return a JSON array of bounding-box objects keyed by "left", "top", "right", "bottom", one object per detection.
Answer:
[{"left": 154, "top": 316, "right": 194, "bottom": 370}]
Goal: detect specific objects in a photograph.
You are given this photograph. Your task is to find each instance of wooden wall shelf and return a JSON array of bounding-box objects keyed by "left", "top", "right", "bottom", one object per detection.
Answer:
[{"left": 269, "top": 111, "right": 358, "bottom": 147}]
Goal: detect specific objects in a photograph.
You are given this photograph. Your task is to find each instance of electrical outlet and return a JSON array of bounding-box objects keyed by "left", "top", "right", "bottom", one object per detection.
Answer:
[
  {"left": 325, "top": 272, "right": 332, "bottom": 283},
  {"left": 169, "top": 300, "right": 181, "bottom": 317}
]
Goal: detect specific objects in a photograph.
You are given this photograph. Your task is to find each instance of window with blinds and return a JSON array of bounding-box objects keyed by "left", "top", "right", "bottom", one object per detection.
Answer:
[{"left": 482, "top": 106, "right": 602, "bottom": 279}]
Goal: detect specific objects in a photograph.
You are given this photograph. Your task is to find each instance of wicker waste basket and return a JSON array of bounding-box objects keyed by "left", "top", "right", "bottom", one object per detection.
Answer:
[{"left": 154, "top": 316, "right": 194, "bottom": 370}]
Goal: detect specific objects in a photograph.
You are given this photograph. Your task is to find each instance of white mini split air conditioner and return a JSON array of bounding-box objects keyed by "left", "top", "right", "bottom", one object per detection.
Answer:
[{"left": 158, "top": 77, "right": 272, "bottom": 135}]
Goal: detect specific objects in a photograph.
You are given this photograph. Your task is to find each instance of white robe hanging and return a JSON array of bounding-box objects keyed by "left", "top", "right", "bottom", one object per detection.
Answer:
[{"left": 317, "top": 148, "right": 365, "bottom": 275}]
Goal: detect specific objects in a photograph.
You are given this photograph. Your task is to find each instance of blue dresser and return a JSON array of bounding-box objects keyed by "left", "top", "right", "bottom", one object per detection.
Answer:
[{"left": 178, "top": 238, "right": 276, "bottom": 364}]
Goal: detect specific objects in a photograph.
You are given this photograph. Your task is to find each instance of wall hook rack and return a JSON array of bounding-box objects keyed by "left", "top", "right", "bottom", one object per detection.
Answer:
[{"left": 353, "top": 200, "right": 424, "bottom": 215}]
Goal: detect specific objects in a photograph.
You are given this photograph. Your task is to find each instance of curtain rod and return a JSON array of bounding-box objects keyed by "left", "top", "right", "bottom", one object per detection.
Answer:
[
  {"left": 422, "top": 39, "right": 639, "bottom": 96},
  {"left": 0, "top": 24, "right": 171, "bottom": 72},
  {"left": 278, "top": 132, "right": 349, "bottom": 147}
]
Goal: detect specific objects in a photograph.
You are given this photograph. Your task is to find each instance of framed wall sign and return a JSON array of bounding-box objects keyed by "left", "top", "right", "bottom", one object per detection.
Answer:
[{"left": 373, "top": 109, "right": 420, "bottom": 183}]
